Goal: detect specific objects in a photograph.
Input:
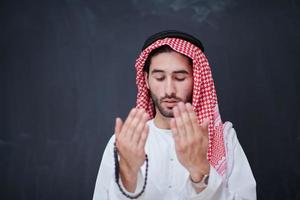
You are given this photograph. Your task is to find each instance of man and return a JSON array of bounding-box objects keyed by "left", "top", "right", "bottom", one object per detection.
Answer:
[{"left": 93, "top": 30, "right": 256, "bottom": 199}]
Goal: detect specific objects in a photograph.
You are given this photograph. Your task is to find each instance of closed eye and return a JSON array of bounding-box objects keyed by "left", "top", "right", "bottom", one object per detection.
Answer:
[
  {"left": 175, "top": 77, "right": 186, "bottom": 81},
  {"left": 155, "top": 77, "right": 165, "bottom": 81}
]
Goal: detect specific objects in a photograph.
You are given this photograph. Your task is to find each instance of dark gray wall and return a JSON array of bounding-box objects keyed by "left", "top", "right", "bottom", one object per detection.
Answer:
[{"left": 1, "top": 0, "right": 299, "bottom": 199}]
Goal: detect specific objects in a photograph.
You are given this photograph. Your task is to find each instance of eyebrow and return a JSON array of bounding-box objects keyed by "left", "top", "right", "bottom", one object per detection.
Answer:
[
  {"left": 151, "top": 69, "right": 164, "bottom": 74},
  {"left": 151, "top": 69, "right": 190, "bottom": 75},
  {"left": 173, "top": 70, "right": 189, "bottom": 74}
]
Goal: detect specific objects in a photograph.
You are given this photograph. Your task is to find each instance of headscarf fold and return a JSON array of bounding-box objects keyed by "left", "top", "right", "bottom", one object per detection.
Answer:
[{"left": 135, "top": 37, "right": 226, "bottom": 176}]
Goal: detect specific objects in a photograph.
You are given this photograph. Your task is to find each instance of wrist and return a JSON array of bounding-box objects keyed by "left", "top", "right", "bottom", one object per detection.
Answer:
[
  {"left": 190, "top": 174, "right": 209, "bottom": 192},
  {"left": 119, "top": 159, "right": 139, "bottom": 178},
  {"left": 119, "top": 160, "right": 139, "bottom": 192},
  {"left": 114, "top": 142, "right": 148, "bottom": 198},
  {"left": 189, "top": 164, "right": 210, "bottom": 182},
  {"left": 115, "top": 152, "right": 149, "bottom": 197}
]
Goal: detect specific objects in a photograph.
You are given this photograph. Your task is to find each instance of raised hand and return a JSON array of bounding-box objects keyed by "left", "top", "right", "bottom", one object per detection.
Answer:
[
  {"left": 170, "top": 102, "right": 210, "bottom": 183},
  {"left": 114, "top": 108, "right": 149, "bottom": 192}
]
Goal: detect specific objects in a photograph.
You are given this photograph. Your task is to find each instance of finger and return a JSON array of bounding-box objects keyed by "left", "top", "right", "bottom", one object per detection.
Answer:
[
  {"left": 173, "top": 105, "right": 186, "bottom": 139},
  {"left": 170, "top": 118, "right": 179, "bottom": 142},
  {"left": 137, "top": 124, "right": 149, "bottom": 150},
  {"left": 121, "top": 108, "right": 138, "bottom": 139},
  {"left": 114, "top": 117, "right": 123, "bottom": 138},
  {"left": 186, "top": 103, "right": 200, "bottom": 134},
  {"left": 178, "top": 102, "right": 195, "bottom": 139},
  {"left": 132, "top": 112, "right": 148, "bottom": 144},
  {"left": 127, "top": 109, "right": 145, "bottom": 139},
  {"left": 200, "top": 118, "right": 210, "bottom": 137}
]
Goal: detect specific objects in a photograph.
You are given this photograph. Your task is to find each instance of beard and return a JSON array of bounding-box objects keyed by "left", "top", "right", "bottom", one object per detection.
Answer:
[{"left": 150, "top": 91, "right": 192, "bottom": 118}]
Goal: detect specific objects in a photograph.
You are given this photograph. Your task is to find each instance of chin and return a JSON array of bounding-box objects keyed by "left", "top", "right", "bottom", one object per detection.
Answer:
[{"left": 160, "top": 108, "right": 174, "bottom": 118}]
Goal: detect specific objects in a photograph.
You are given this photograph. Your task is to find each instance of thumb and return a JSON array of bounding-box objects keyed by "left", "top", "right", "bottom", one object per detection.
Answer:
[{"left": 114, "top": 117, "right": 123, "bottom": 138}]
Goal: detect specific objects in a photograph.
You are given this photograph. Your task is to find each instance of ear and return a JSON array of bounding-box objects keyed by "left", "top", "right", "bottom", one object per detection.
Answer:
[{"left": 144, "top": 72, "right": 150, "bottom": 89}]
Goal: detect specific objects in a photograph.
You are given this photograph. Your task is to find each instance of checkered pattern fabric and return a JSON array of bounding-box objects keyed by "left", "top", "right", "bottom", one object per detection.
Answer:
[{"left": 135, "top": 37, "right": 226, "bottom": 176}]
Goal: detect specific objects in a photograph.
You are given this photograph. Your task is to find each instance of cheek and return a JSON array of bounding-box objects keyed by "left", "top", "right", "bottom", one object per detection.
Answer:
[
  {"left": 178, "top": 80, "right": 193, "bottom": 96},
  {"left": 148, "top": 79, "right": 164, "bottom": 95}
]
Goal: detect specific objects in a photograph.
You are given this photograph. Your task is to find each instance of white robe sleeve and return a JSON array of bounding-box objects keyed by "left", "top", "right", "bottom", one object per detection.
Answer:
[
  {"left": 180, "top": 122, "right": 257, "bottom": 200},
  {"left": 92, "top": 135, "right": 147, "bottom": 200}
]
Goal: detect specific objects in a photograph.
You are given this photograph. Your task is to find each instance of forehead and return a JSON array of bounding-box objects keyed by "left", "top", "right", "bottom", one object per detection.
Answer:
[{"left": 149, "top": 51, "right": 192, "bottom": 73}]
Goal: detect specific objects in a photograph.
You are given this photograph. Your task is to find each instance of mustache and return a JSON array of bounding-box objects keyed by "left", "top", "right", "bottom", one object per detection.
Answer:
[{"left": 160, "top": 94, "right": 182, "bottom": 102}]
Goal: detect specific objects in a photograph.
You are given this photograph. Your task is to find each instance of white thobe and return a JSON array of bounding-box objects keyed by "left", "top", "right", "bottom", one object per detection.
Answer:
[{"left": 93, "top": 120, "right": 256, "bottom": 200}]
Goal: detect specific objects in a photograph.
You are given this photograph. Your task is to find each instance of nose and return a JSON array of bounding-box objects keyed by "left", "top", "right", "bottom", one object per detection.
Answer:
[{"left": 165, "top": 78, "right": 176, "bottom": 97}]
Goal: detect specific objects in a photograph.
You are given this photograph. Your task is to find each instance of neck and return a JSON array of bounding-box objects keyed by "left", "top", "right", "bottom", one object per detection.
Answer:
[{"left": 153, "top": 109, "right": 172, "bottom": 129}]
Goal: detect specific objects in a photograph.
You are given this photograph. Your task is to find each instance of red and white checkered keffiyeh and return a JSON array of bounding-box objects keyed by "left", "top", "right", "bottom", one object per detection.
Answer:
[{"left": 135, "top": 37, "right": 226, "bottom": 176}]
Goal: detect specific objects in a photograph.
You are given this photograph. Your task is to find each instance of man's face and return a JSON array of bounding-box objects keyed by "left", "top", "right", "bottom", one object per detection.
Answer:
[{"left": 145, "top": 51, "right": 193, "bottom": 118}]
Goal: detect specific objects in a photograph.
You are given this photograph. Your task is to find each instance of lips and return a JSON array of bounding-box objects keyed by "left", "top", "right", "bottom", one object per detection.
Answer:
[{"left": 162, "top": 100, "right": 178, "bottom": 108}]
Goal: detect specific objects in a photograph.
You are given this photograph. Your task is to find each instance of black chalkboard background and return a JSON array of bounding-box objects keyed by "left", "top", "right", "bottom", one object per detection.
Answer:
[{"left": 1, "top": 0, "right": 299, "bottom": 199}]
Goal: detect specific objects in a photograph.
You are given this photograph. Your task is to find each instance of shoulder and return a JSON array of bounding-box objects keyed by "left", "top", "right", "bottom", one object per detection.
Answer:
[
  {"left": 222, "top": 121, "right": 241, "bottom": 168},
  {"left": 106, "top": 134, "right": 116, "bottom": 148},
  {"left": 223, "top": 121, "right": 239, "bottom": 148},
  {"left": 101, "top": 134, "right": 116, "bottom": 157}
]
